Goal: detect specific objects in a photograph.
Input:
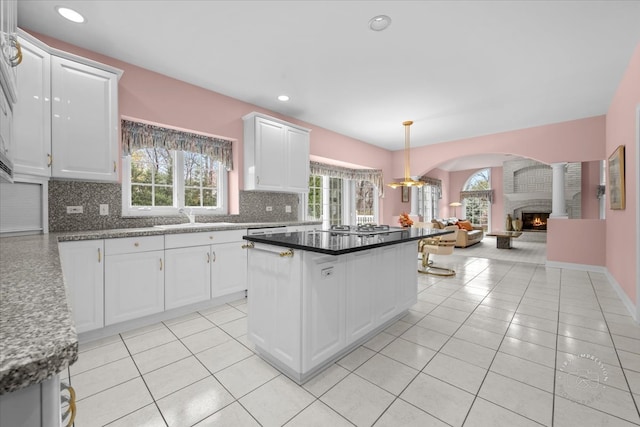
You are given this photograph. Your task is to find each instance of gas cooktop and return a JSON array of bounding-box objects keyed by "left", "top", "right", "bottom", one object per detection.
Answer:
[{"left": 324, "top": 224, "right": 406, "bottom": 236}]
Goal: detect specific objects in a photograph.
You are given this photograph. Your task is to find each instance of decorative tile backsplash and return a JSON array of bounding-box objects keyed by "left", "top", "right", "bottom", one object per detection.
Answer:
[{"left": 48, "top": 180, "right": 300, "bottom": 232}]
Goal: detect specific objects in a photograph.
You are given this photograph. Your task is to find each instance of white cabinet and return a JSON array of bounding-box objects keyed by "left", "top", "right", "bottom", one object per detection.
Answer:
[
  {"left": 375, "top": 245, "right": 399, "bottom": 324},
  {"left": 247, "top": 243, "right": 302, "bottom": 371},
  {"left": 0, "top": 87, "right": 12, "bottom": 174},
  {"left": 165, "top": 245, "right": 211, "bottom": 310},
  {"left": 211, "top": 240, "right": 247, "bottom": 298},
  {"left": 51, "top": 56, "right": 119, "bottom": 181},
  {"left": 58, "top": 240, "right": 104, "bottom": 333},
  {"left": 104, "top": 236, "right": 165, "bottom": 325},
  {"left": 302, "top": 253, "right": 345, "bottom": 372},
  {"left": 0, "top": 374, "right": 61, "bottom": 427},
  {"left": 243, "top": 112, "right": 310, "bottom": 193},
  {"left": 0, "top": 0, "right": 18, "bottom": 104},
  {"left": 345, "top": 249, "right": 376, "bottom": 343},
  {"left": 12, "top": 35, "right": 51, "bottom": 177},
  {"left": 397, "top": 242, "right": 418, "bottom": 311},
  {"left": 165, "top": 229, "right": 248, "bottom": 309}
]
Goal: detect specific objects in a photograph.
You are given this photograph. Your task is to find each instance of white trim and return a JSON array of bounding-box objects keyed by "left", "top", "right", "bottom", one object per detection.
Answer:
[
  {"left": 544, "top": 260, "right": 606, "bottom": 273},
  {"left": 605, "top": 269, "right": 638, "bottom": 323},
  {"left": 545, "top": 260, "right": 638, "bottom": 322}
]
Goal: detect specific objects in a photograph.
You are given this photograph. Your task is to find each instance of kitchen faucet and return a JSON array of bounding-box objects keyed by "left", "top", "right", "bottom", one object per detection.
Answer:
[{"left": 179, "top": 208, "right": 195, "bottom": 224}]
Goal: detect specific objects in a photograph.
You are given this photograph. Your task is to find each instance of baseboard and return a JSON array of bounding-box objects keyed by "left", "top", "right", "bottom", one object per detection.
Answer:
[
  {"left": 544, "top": 260, "right": 606, "bottom": 273},
  {"left": 604, "top": 270, "right": 638, "bottom": 323},
  {"left": 545, "top": 260, "right": 637, "bottom": 322}
]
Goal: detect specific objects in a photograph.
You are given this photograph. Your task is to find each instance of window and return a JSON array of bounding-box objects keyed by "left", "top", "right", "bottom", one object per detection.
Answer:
[
  {"left": 307, "top": 175, "right": 379, "bottom": 227},
  {"left": 123, "top": 148, "right": 226, "bottom": 216},
  {"left": 462, "top": 169, "right": 491, "bottom": 230},
  {"left": 418, "top": 184, "right": 440, "bottom": 222}
]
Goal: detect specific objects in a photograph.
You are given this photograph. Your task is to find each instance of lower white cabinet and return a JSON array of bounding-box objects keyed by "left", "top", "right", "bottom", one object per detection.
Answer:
[
  {"left": 104, "top": 236, "right": 165, "bottom": 325},
  {"left": 247, "top": 241, "right": 419, "bottom": 382},
  {"left": 165, "top": 245, "right": 211, "bottom": 310},
  {"left": 302, "top": 253, "right": 345, "bottom": 372},
  {"left": 345, "top": 249, "right": 376, "bottom": 343},
  {"left": 247, "top": 243, "right": 302, "bottom": 371},
  {"left": 58, "top": 240, "right": 104, "bottom": 333},
  {"left": 0, "top": 375, "right": 61, "bottom": 427},
  {"left": 211, "top": 240, "right": 247, "bottom": 298}
]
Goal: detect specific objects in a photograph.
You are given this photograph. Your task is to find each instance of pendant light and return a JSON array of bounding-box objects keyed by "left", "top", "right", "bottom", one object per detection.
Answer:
[{"left": 388, "top": 120, "right": 425, "bottom": 188}]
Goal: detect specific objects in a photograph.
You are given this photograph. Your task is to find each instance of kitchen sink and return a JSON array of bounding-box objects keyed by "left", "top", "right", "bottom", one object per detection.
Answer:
[{"left": 153, "top": 222, "right": 236, "bottom": 230}]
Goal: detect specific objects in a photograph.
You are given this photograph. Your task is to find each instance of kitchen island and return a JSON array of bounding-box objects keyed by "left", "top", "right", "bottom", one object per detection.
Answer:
[{"left": 243, "top": 227, "right": 453, "bottom": 383}]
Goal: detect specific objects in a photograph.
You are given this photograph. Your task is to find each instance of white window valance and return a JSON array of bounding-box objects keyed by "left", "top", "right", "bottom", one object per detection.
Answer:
[
  {"left": 310, "top": 161, "right": 384, "bottom": 197},
  {"left": 418, "top": 175, "right": 443, "bottom": 198},
  {"left": 121, "top": 118, "right": 234, "bottom": 171}
]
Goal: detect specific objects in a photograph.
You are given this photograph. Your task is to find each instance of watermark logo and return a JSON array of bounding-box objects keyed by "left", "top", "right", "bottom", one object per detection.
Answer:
[{"left": 558, "top": 353, "right": 608, "bottom": 404}]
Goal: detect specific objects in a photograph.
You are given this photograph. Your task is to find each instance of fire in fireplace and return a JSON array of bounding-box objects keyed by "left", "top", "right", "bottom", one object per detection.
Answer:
[{"left": 521, "top": 212, "right": 550, "bottom": 231}]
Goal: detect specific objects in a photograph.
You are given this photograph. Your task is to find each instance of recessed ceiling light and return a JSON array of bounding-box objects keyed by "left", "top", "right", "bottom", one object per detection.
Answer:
[
  {"left": 56, "top": 6, "right": 86, "bottom": 23},
  {"left": 277, "top": 95, "right": 290, "bottom": 102},
  {"left": 369, "top": 15, "right": 391, "bottom": 31}
]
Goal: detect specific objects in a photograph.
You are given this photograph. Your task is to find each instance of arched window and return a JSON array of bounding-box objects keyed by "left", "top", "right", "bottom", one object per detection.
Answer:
[{"left": 462, "top": 169, "right": 491, "bottom": 230}]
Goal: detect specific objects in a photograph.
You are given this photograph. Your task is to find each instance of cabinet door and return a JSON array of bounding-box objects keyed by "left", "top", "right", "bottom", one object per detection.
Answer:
[
  {"left": 165, "top": 246, "right": 211, "bottom": 310},
  {"left": 104, "top": 250, "right": 164, "bottom": 325},
  {"left": 211, "top": 240, "right": 247, "bottom": 298},
  {"left": 397, "top": 242, "right": 418, "bottom": 311},
  {"left": 0, "top": 88, "right": 12, "bottom": 166},
  {"left": 345, "top": 249, "right": 375, "bottom": 343},
  {"left": 302, "top": 253, "right": 345, "bottom": 372},
  {"left": 254, "top": 117, "right": 285, "bottom": 190},
  {"left": 285, "top": 126, "right": 310, "bottom": 192},
  {"left": 58, "top": 240, "right": 104, "bottom": 333},
  {"left": 51, "top": 56, "right": 118, "bottom": 181},
  {"left": 376, "top": 246, "right": 399, "bottom": 324},
  {"left": 13, "top": 37, "right": 51, "bottom": 177},
  {"left": 0, "top": 0, "right": 18, "bottom": 104},
  {"left": 247, "top": 244, "right": 301, "bottom": 371}
]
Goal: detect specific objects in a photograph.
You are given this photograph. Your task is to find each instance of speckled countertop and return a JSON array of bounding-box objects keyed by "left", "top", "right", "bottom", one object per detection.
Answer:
[{"left": 0, "top": 221, "right": 319, "bottom": 394}]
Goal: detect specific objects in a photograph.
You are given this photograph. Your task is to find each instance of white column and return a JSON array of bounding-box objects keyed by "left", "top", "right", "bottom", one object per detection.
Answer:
[{"left": 550, "top": 162, "right": 568, "bottom": 218}]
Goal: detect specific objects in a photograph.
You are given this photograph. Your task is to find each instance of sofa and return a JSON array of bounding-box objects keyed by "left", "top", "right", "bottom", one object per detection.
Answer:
[{"left": 431, "top": 218, "right": 484, "bottom": 248}]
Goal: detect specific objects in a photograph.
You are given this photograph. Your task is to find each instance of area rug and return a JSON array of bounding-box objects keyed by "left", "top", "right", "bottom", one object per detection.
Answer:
[{"left": 451, "top": 236, "right": 547, "bottom": 265}]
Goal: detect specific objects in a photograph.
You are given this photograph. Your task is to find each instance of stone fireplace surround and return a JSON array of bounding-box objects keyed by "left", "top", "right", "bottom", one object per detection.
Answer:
[{"left": 503, "top": 159, "right": 581, "bottom": 230}]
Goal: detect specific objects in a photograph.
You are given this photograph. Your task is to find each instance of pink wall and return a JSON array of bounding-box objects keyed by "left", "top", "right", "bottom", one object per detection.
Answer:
[
  {"left": 582, "top": 161, "right": 602, "bottom": 220},
  {"left": 28, "top": 30, "right": 393, "bottom": 217},
  {"left": 606, "top": 43, "right": 640, "bottom": 305},
  {"left": 547, "top": 219, "right": 606, "bottom": 266}
]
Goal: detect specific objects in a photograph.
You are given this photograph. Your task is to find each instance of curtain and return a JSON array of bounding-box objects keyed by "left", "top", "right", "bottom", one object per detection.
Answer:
[
  {"left": 121, "top": 119, "right": 234, "bottom": 171},
  {"left": 310, "top": 161, "right": 384, "bottom": 197},
  {"left": 418, "top": 175, "right": 442, "bottom": 199},
  {"left": 460, "top": 189, "right": 494, "bottom": 203}
]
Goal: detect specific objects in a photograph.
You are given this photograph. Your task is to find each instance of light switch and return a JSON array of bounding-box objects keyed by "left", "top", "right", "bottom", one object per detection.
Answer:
[{"left": 100, "top": 204, "right": 109, "bottom": 215}]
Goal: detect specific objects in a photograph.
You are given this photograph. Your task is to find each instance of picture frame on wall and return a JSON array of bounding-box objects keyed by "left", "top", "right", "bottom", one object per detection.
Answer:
[
  {"left": 608, "top": 145, "right": 625, "bottom": 210},
  {"left": 402, "top": 186, "right": 410, "bottom": 203}
]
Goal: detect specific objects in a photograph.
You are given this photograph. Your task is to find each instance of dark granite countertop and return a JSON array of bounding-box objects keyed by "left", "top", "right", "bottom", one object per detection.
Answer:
[
  {"left": 0, "top": 220, "right": 320, "bottom": 394},
  {"left": 243, "top": 227, "right": 454, "bottom": 255}
]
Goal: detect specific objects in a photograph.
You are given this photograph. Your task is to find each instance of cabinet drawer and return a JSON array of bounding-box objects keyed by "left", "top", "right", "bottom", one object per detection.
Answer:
[
  {"left": 165, "top": 229, "right": 246, "bottom": 249},
  {"left": 105, "top": 235, "right": 164, "bottom": 255}
]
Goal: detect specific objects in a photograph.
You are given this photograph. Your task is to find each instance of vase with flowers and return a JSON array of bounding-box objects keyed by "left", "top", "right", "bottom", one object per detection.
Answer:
[{"left": 399, "top": 212, "right": 413, "bottom": 228}]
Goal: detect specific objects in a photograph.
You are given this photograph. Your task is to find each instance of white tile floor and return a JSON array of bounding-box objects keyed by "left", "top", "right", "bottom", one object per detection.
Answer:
[{"left": 64, "top": 256, "right": 640, "bottom": 426}]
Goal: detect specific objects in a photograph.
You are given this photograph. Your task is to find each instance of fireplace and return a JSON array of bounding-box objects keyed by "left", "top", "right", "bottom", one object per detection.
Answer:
[{"left": 521, "top": 212, "right": 550, "bottom": 231}]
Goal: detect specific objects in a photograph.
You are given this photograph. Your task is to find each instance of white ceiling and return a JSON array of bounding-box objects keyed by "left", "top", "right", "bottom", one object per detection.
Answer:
[{"left": 18, "top": 1, "right": 640, "bottom": 159}]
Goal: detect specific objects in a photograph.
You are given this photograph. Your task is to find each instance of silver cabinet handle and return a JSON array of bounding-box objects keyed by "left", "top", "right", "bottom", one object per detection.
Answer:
[
  {"left": 159, "top": 258, "right": 163, "bottom": 271},
  {"left": 212, "top": 251, "right": 216, "bottom": 262},
  {"left": 207, "top": 252, "right": 210, "bottom": 263},
  {"left": 97, "top": 248, "right": 101, "bottom": 262}
]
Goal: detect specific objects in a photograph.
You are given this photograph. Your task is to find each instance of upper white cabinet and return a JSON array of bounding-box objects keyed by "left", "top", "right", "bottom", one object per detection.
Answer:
[
  {"left": 12, "top": 30, "right": 121, "bottom": 181},
  {"left": 243, "top": 112, "right": 310, "bottom": 193},
  {"left": 0, "top": 0, "right": 18, "bottom": 104},
  {"left": 12, "top": 36, "right": 50, "bottom": 177},
  {"left": 51, "top": 56, "right": 118, "bottom": 181}
]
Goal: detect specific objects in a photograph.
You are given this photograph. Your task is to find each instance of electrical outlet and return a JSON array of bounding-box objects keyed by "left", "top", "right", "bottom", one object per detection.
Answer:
[
  {"left": 100, "top": 204, "right": 109, "bottom": 216},
  {"left": 266, "top": 206, "right": 273, "bottom": 212},
  {"left": 66, "top": 206, "right": 83, "bottom": 214},
  {"left": 285, "top": 205, "right": 292, "bottom": 213}
]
